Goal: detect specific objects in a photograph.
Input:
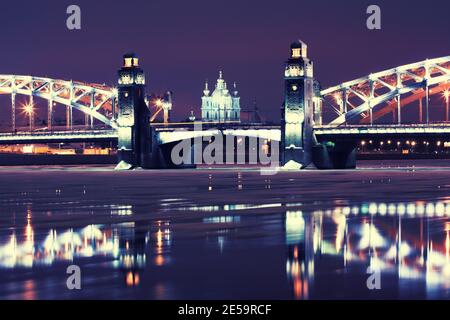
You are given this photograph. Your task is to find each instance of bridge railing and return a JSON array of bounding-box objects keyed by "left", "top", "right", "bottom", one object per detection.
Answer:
[
  {"left": 0, "top": 129, "right": 118, "bottom": 138},
  {"left": 314, "top": 123, "right": 450, "bottom": 129}
]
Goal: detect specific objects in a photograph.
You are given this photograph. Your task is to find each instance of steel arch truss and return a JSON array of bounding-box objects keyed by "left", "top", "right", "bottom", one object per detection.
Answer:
[
  {"left": 0, "top": 75, "right": 118, "bottom": 129},
  {"left": 320, "top": 56, "right": 450, "bottom": 126}
]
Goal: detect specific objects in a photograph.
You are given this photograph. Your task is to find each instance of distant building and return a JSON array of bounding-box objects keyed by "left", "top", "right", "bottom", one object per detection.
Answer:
[{"left": 201, "top": 71, "right": 240, "bottom": 122}]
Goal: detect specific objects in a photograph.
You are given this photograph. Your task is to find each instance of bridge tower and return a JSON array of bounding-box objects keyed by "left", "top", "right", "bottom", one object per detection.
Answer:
[
  {"left": 281, "top": 40, "right": 315, "bottom": 169},
  {"left": 116, "top": 53, "right": 152, "bottom": 170}
]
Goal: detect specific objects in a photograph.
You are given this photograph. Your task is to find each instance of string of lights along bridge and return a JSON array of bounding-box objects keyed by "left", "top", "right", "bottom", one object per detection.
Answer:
[{"left": 0, "top": 41, "right": 449, "bottom": 170}]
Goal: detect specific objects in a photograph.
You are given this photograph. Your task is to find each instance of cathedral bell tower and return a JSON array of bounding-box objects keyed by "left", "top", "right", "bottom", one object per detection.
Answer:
[
  {"left": 116, "top": 53, "right": 152, "bottom": 170},
  {"left": 281, "top": 40, "right": 315, "bottom": 169}
]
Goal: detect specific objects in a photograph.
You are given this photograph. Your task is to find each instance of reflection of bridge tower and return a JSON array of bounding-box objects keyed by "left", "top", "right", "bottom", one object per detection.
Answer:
[
  {"left": 281, "top": 40, "right": 315, "bottom": 169},
  {"left": 116, "top": 53, "right": 152, "bottom": 170},
  {"left": 285, "top": 210, "right": 317, "bottom": 299}
]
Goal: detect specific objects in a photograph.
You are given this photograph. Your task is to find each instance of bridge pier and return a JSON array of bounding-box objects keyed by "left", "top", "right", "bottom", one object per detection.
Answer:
[
  {"left": 150, "top": 129, "right": 197, "bottom": 169},
  {"left": 280, "top": 40, "right": 358, "bottom": 170},
  {"left": 280, "top": 40, "right": 315, "bottom": 169},
  {"left": 312, "top": 140, "right": 356, "bottom": 170}
]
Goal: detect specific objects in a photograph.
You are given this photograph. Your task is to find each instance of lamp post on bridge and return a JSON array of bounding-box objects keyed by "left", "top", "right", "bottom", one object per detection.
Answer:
[{"left": 23, "top": 103, "right": 34, "bottom": 132}]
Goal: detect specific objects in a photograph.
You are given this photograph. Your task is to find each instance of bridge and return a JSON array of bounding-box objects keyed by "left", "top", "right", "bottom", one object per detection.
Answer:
[
  {"left": 314, "top": 124, "right": 450, "bottom": 139},
  {"left": 0, "top": 45, "right": 448, "bottom": 169},
  {"left": 0, "top": 130, "right": 118, "bottom": 144}
]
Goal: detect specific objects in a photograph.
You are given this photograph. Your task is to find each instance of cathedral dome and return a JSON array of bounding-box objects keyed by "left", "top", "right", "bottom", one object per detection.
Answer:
[
  {"left": 201, "top": 70, "right": 240, "bottom": 123},
  {"left": 212, "top": 87, "right": 231, "bottom": 98},
  {"left": 211, "top": 71, "right": 231, "bottom": 97}
]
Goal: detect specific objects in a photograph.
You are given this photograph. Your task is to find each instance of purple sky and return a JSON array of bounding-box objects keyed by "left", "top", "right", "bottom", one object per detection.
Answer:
[{"left": 1, "top": 0, "right": 449, "bottom": 123}]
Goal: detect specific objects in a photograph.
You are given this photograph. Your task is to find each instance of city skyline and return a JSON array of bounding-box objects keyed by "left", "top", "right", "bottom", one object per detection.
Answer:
[{"left": 0, "top": 0, "right": 449, "bottom": 123}]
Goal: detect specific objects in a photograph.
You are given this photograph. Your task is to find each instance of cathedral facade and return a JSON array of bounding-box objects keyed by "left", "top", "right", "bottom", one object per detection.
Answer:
[{"left": 201, "top": 71, "right": 240, "bottom": 122}]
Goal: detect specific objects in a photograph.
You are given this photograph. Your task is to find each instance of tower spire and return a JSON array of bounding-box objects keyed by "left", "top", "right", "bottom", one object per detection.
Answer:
[
  {"left": 203, "top": 79, "right": 210, "bottom": 96},
  {"left": 233, "top": 81, "right": 238, "bottom": 96}
]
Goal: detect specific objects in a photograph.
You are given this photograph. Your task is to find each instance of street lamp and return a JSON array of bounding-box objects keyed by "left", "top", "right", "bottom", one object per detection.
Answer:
[
  {"left": 154, "top": 99, "right": 163, "bottom": 107},
  {"left": 23, "top": 103, "right": 34, "bottom": 132}
]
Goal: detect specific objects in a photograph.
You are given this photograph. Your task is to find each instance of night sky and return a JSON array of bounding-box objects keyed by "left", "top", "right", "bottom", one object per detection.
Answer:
[{"left": 0, "top": 0, "right": 449, "bottom": 123}]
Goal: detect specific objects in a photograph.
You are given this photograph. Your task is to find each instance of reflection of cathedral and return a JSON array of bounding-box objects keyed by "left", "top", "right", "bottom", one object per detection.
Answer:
[{"left": 201, "top": 71, "right": 240, "bottom": 122}]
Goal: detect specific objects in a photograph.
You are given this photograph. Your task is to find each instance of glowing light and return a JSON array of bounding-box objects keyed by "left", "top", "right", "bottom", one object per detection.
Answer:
[
  {"left": 154, "top": 99, "right": 163, "bottom": 107},
  {"left": 388, "top": 204, "right": 397, "bottom": 215},
  {"left": 443, "top": 90, "right": 450, "bottom": 102},
  {"left": 333, "top": 93, "right": 342, "bottom": 105},
  {"left": 378, "top": 203, "right": 387, "bottom": 215},
  {"left": 397, "top": 203, "right": 406, "bottom": 215},
  {"left": 436, "top": 202, "right": 445, "bottom": 216},
  {"left": 286, "top": 211, "right": 304, "bottom": 244},
  {"left": 292, "top": 48, "right": 301, "bottom": 58},
  {"left": 126, "top": 271, "right": 140, "bottom": 286},
  {"left": 23, "top": 103, "right": 34, "bottom": 115},
  {"left": 446, "top": 228, "right": 449, "bottom": 260},
  {"left": 359, "top": 223, "right": 386, "bottom": 249}
]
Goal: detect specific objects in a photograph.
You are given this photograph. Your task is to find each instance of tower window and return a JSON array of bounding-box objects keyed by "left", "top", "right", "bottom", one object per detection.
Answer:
[
  {"left": 292, "top": 48, "right": 301, "bottom": 58},
  {"left": 124, "top": 58, "right": 133, "bottom": 67}
]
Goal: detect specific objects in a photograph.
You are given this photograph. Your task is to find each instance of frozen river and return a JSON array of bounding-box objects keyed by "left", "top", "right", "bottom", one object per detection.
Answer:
[{"left": 0, "top": 160, "right": 449, "bottom": 299}]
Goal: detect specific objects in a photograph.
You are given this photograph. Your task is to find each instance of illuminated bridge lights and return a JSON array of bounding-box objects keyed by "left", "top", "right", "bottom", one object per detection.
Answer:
[
  {"left": 320, "top": 56, "right": 450, "bottom": 126},
  {"left": 314, "top": 124, "right": 450, "bottom": 136},
  {"left": 0, "top": 130, "right": 118, "bottom": 144},
  {"left": 0, "top": 56, "right": 448, "bottom": 159},
  {"left": 313, "top": 201, "right": 450, "bottom": 218},
  {"left": 0, "top": 74, "right": 119, "bottom": 130}
]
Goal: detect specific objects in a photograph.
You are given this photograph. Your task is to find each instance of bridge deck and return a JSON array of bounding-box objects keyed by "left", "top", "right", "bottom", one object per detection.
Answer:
[
  {"left": 2, "top": 124, "right": 450, "bottom": 145},
  {"left": 314, "top": 124, "right": 450, "bottom": 137},
  {"left": 0, "top": 130, "right": 118, "bottom": 144},
  {"left": 314, "top": 124, "right": 450, "bottom": 141}
]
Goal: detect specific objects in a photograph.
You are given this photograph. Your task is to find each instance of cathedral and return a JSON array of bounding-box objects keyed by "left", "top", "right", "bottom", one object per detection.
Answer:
[{"left": 201, "top": 71, "right": 240, "bottom": 122}]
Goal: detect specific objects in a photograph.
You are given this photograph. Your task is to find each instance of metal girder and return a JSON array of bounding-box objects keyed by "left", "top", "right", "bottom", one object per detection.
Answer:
[
  {"left": 0, "top": 75, "right": 119, "bottom": 129},
  {"left": 320, "top": 56, "right": 450, "bottom": 126}
]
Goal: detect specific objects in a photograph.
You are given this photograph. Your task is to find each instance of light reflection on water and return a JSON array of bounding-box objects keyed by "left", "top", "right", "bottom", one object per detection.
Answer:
[
  {"left": 285, "top": 209, "right": 450, "bottom": 299},
  {"left": 0, "top": 222, "right": 170, "bottom": 270},
  {"left": 0, "top": 198, "right": 449, "bottom": 300}
]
